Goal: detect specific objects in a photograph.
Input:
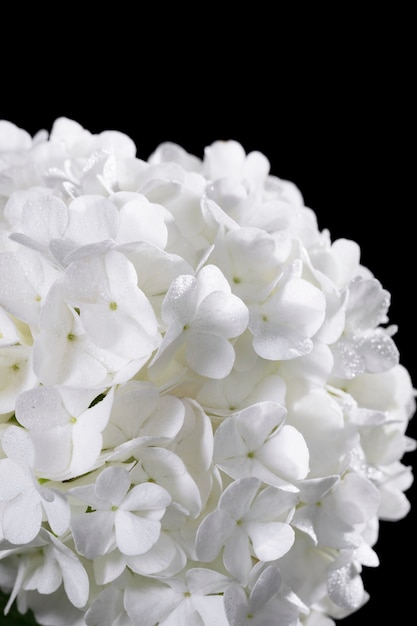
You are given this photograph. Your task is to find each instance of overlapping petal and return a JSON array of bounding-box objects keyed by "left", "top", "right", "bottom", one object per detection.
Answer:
[{"left": 0, "top": 120, "right": 414, "bottom": 626}]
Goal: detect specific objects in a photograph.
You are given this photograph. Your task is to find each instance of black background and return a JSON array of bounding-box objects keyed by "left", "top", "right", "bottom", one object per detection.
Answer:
[{"left": 1, "top": 8, "right": 415, "bottom": 624}]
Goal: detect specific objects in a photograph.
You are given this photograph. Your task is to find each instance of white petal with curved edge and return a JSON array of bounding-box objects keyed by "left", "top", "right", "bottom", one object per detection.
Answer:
[
  {"left": 249, "top": 565, "right": 281, "bottom": 612},
  {"left": 195, "top": 510, "right": 236, "bottom": 562},
  {"left": 245, "top": 521, "right": 295, "bottom": 561},
  {"left": 115, "top": 510, "right": 162, "bottom": 556},
  {"left": 2, "top": 491, "right": 42, "bottom": 544},
  {"left": 186, "top": 332, "right": 236, "bottom": 378},
  {"left": 95, "top": 466, "right": 131, "bottom": 505},
  {"left": 71, "top": 510, "right": 115, "bottom": 559},
  {"left": 1, "top": 425, "right": 35, "bottom": 467}
]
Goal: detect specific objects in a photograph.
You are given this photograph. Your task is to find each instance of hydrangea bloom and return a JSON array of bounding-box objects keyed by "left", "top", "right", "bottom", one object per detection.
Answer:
[{"left": 0, "top": 118, "right": 415, "bottom": 625}]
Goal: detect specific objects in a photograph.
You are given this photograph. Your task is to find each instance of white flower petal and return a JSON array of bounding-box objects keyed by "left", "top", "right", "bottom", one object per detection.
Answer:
[
  {"left": 22, "top": 194, "right": 68, "bottom": 242},
  {"left": 186, "top": 332, "right": 236, "bottom": 378},
  {"left": 1, "top": 424, "right": 34, "bottom": 467},
  {"left": 224, "top": 583, "right": 250, "bottom": 626},
  {"left": 161, "top": 274, "right": 198, "bottom": 326},
  {"left": 0, "top": 458, "right": 28, "bottom": 499},
  {"left": 115, "top": 509, "right": 162, "bottom": 555},
  {"left": 125, "top": 579, "right": 176, "bottom": 626},
  {"left": 15, "top": 385, "right": 69, "bottom": 430},
  {"left": 193, "top": 291, "right": 248, "bottom": 338},
  {"left": 236, "top": 402, "right": 287, "bottom": 451},
  {"left": 122, "top": 482, "right": 171, "bottom": 512},
  {"left": 44, "top": 530, "right": 90, "bottom": 609},
  {"left": 0, "top": 120, "right": 32, "bottom": 150},
  {"left": 217, "top": 477, "right": 261, "bottom": 518},
  {"left": 249, "top": 565, "right": 281, "bottom": 612},
  {"left": 186, "top": 567, "right": 231, "bottom": 595},
  {"left": 127, "top": 533, "right": 186, "bottom": 577},
  {"left": 85, "top": 587, "right": 124, "bottom": 626},
  {"left": 66, "top": 195, "right": 120, "bottom": 244},
  {"left": 245, "top": 521, "right": 295, "bottom": 561},
  {"left": 71, "top": 511, "right": 115, "bottom": 559},
  {"left": 257, "top": 424, "right": 310, "bottom": 482},
  {"left": 223, "top": 527, "right": 253, "bottom": 581},
  {"left": 2, "top": 491, "right": 42, "bottom": 544},
  {"left": 95, "top": 466, "right": 131, "bottom": 505},
  {"left": 41, "top": 488, "right": 71, "bottom": 536},
  {"left": 196, "top": 509, "right": 236, "bottom": 562},
  {"left": 327, "top": 564, "right": 364, "bottom": 610}
]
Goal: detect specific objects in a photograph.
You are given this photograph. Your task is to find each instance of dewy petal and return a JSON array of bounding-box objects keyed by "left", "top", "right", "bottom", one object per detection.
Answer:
[
  {"left": 161, "top": 274, "right": 198, "bottom": 326},
  {"left": 327, "top": 563, "right": 364, "bottom": 611},
  {"left": 345, "top": 277, "right": 390, "bottom": 332},
  {"left": 250, "top": 274, "right": 326, "bottom": 360},
  {"left": 245, "top": 521, "right": 295, "bottom": 561},
  {"left": 1, "top": 424, "right": 35, "bottom": 467},
  {"left": 21, "top": 194, "right": 68, "bottom": 243},
  {"left": 0, "top": 458, "right": 28, "bottom": 499},
  {"left": 15, "top": 385, "right": 69, "bottom": 430},
  {"left": 65, "top": 194, "right": 120, "bottom": 244},
  {"left": 251, "top": 317, "right": 314, "bottom": 361},
  {"left": 223, "top": 583, "right": 250, "bottom": 626},
  {"left": 126, "top": 242, "right": 193, "bottom": 300},
  {"left": 249, "top": 565, "right": 282, "bottom": 612},
  {"left": 357, "top": 332, "right": 399, "bottom": 374},
  {"left": 2, "top": 491, "right": 42, "bottom": 544}
]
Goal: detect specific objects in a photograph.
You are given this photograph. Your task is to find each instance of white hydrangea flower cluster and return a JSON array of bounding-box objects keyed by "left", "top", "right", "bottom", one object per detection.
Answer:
[{"left": 0, "top": 118, "right": 415, "bottom": 626}]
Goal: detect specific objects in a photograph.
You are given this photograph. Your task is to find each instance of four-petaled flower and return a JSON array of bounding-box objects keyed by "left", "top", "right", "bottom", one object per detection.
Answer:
[{"left": 69, "top": 465, "right": 171, "bottom": 559}]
